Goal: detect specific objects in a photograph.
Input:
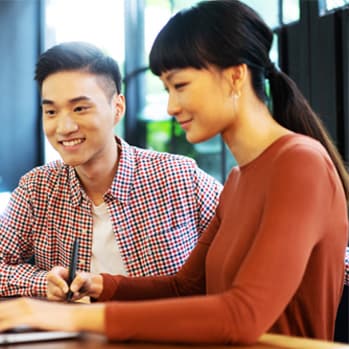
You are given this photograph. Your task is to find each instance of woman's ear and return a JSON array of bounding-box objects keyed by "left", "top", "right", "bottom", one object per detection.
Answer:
[{"left": 224, "top": 63, "right": 248, "bottom": 96}]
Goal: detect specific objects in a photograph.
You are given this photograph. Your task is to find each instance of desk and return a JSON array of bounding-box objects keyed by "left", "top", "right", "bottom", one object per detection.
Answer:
[{"left": 3, "top": 333, "right": 349, "bottom": 349}]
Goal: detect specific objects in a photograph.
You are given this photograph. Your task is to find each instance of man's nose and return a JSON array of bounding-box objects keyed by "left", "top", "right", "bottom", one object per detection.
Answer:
[{"left": 56, "top": 113, "right": 79, "bottom": 134}]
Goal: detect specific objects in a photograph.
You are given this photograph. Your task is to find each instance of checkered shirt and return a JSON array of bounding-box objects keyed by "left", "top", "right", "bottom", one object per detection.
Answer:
[
  {"left": 0, "top": 137, "right": 222, "bottom": 297},
  {"left": 345, "top": 246, "right": 349, "bottom": 286}
]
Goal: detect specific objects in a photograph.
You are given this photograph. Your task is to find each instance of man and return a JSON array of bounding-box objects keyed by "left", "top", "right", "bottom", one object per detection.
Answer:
[{"left": 0, "top": 42, "right": 222, "bottom": 297}]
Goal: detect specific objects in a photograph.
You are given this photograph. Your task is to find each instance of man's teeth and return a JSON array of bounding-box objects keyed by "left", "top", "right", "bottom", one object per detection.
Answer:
[{"left": 62, "top": 139, "right": 83, "bottom": 146}]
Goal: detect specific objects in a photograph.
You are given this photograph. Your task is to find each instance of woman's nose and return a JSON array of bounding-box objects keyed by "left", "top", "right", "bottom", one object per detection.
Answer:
[{"left": 167, "top": 92, "right": 181, "bottom": 117}]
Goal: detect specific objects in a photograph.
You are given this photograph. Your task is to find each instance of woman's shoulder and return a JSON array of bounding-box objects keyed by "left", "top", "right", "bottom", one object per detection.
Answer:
[
  {"left": 270, "top": 134, "right": 339, "bottom": 186},
  {"left": 270, "top": 133, "right": 331, "bottom": 165}
]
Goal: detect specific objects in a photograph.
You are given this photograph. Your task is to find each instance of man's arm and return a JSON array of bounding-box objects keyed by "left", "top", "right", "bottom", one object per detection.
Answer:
[
  {"left": 0, "top": 184, "right": 47, "bottom": 297},
  {"left": 193, "top": 166, "right": 222, "bottom": 234}
]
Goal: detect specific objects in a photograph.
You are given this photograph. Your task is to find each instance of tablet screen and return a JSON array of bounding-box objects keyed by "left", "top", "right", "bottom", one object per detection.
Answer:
[{"left": 0, "top": 326, "right": 80, "bottom": 345}]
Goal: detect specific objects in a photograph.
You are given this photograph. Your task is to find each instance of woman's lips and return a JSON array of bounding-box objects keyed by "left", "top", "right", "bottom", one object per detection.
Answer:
[{"left": 178, "top": 119, "right": 192, "bottom": 130}]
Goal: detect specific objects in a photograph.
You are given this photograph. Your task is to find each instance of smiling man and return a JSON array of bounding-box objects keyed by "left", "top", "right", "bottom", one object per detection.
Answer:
[{"left": 0, "top": 42, "right": 222, "bottom": 297}]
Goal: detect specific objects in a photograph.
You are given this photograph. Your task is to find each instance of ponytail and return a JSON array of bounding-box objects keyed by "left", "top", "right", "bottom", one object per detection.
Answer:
[{"left": 267, "top": 68, "right": 349, "bottom": 202}]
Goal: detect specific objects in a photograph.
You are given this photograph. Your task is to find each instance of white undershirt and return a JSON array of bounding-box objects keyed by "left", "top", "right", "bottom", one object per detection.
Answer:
[{"left": 90, "top": 202, "right": 127, "bottom": 276}]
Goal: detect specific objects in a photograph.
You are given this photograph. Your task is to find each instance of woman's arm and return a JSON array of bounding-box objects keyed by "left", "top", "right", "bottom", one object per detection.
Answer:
[{"left": 0, "top": 298, "right": 105, "bottom": 334}]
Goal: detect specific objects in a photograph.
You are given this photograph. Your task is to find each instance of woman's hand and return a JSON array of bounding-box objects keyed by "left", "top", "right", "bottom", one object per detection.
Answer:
[
  {"left": 0, "top": 298, "right": 105, "bottom": 334},
  {"left": 46, "top": 266, "right": 104, "bottom": 301}
]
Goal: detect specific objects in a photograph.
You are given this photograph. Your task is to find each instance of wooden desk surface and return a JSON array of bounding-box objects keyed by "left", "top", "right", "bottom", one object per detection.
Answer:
[{"left": 3, "top": 333, "right": 349, "bottom": 349}]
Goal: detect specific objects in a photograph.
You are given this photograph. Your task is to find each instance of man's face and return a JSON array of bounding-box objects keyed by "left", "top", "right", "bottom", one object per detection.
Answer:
[{"left": 41, "top": 71, "right": 124, "bottom": 170}]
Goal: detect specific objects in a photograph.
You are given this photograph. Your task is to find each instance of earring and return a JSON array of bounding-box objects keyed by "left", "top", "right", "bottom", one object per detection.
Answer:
[
  {"left": 233, "top": 90, "right": 241, "bottom": 99},
  {"left": 232, "top": 90, "right": 240, "bottom": 111}
]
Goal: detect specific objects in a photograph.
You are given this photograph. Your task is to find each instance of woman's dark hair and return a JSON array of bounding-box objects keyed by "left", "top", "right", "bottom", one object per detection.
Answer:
[
  {"left": 35, "top": 41, "right": 122, "bottom": 97},
  {"left": 149, "top": 0, "right": 349, "bottom": 201}
]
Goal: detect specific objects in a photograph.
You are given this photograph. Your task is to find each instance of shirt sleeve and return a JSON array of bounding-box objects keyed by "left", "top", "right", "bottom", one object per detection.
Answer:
[
  {"left": 345, "top": 247, "right": 349, "bottom": 286},
  {"left": 100, "top": 146, "right": 346, "bottom": 344},
  {"left": 192, "top": 164, "right": 222, "bottom": 234},
  {"left": 0, "top": 180, "right": 47, "bottom": 297}
]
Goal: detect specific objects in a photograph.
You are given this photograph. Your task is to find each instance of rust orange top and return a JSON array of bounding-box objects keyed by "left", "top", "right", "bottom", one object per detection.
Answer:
[{"left": 99, "top": 134, "right": 348, "bottom": 345}]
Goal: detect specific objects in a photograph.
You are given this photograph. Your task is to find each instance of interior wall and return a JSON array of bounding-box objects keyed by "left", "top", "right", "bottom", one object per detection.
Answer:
[{"left": 0, "top": 0, "right": 42, "bottom": 192}]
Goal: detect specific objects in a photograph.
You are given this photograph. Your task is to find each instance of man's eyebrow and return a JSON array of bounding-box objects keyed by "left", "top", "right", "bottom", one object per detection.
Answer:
[
  {"left": 68, "top": 96, "right": 92, "bottom": 104},
  {"left": 41, "top": 99, "right": 54, "bottom": 105},
  {"left": 41, "top": 96, "right": 92, "bottom": 105}
]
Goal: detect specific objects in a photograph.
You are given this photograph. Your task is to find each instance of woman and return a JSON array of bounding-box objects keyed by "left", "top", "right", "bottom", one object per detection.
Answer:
[{"left": 0, "top": 0, "right": 348, "bottom": 345}]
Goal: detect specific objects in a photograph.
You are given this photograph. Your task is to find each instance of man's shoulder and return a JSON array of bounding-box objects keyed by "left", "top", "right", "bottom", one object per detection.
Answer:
[
  {"left": 20, "top": 160, "right": 68, "bottom": 185},
  {"left": 120, "top": 139, "right": 221, "bottom": 187},
  {"left": 130, "top": 145, "right": 197, "bottom": 169}
]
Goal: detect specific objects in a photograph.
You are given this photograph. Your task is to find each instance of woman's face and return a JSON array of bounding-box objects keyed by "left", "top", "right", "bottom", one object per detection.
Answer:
[{"left": 160, "top": 66, "right": 237, "bottom": 144}]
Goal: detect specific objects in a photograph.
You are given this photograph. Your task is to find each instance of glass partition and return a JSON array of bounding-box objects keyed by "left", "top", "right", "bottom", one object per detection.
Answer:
[
  {"left": 282, "top": 0, "right": 301, "bottom": 24},
  {"left": 0, "top": 192, "right": 11, "bottom": 215},
  {"left": 43, "top": 0, "right": 125, "bottom": 163}
]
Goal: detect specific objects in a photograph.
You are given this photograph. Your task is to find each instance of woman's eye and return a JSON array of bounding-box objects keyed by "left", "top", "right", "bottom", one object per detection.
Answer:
[{"left": 174, "top": 83, "right": 187, "bottom": 90}]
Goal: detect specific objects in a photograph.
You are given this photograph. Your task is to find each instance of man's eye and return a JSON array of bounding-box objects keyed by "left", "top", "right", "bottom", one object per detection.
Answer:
[
  {"left": 74, "top": 106, "right": 89, "bottom": 113},
  {"left": 44, "top": 110, "right": 56, "bottom": 117}
]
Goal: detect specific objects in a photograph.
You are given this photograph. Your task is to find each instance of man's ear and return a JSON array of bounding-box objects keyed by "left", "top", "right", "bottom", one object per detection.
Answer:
[{"left": 112, "top": 93, "right": 126, "bottom": 125}]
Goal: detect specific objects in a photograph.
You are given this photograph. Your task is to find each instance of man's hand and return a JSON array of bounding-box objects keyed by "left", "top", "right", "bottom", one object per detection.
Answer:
[
  {"left": 46, "top": 266, "right": 70, "bottom": 301},
  {"left": 46, "top": 266, "right": 103, "bottom": 301}
]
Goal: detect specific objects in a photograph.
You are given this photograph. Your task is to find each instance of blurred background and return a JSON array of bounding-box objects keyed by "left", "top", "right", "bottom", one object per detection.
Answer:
[
  {"left": 0, "top": 0, "right": 348, "bottom": 340},
  {"left": 1, "top": 0, "right": 349, "bottom": 195}
]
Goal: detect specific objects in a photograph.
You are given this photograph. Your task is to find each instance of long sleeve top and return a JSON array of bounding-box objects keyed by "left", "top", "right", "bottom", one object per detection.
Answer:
[
  {"left": 98, "top": 134, "right": 348, "bottom": 345},
  {"left": 0, "top": 137, "right": 222, "bottom": 297}
]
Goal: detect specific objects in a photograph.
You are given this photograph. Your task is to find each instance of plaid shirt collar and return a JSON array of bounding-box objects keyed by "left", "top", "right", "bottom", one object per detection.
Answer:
[{"left": 67, "top": 136, "right": 135, "bottom": 207}]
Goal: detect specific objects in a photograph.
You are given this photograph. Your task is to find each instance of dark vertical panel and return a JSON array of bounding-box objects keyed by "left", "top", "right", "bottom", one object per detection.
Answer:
[
  {"left": 335, "top": 7, "right": 349, "bottom": 346},
  {"left": 280, "top": 1, "right": 311, "bottom": 101},
  {"left": 282, "top": 1, "right": 343, "bottom": 151},
  {"left": 341, "top": 8, "right": 349, "bottom": 162},
  {"left": 124, "top": 0, "right": 146, "bottom": 147},
  {"left": 281, "top": 2, "right": 340, "bottom": 143},
  {"left": 309, "top": 6, "right": 339, "bottom": 146},
  {"left": 0, "top": 0, "right": 42, "bottom": 191},
  {"left": 335, "top": 286, "right": 349, "bottom": 343}
]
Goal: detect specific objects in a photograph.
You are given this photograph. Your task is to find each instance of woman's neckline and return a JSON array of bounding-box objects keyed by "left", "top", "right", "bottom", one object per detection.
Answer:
[{"left": 238, "top": 133, "right": 299, "bottom": 171}]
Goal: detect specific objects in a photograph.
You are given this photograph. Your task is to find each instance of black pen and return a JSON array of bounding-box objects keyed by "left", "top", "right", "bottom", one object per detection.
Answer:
[{"left": 66, "top": 238, "right": 79, "bottom": 302}]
